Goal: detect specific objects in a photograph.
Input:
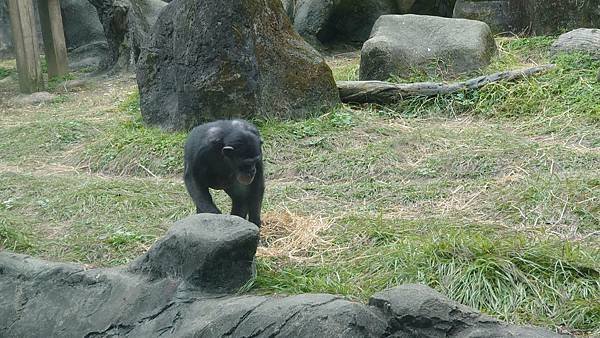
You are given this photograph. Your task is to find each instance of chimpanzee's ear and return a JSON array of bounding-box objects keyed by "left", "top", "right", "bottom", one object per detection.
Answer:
[{"left": 222, "top": 146, "right": 235, "bottom": 157}]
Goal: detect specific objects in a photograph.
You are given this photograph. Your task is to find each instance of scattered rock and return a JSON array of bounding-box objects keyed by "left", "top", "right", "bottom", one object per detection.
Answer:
[
  {"left": 137, "top": 0, "right": 340, "bottom": 131},
  {"left": 14, "top": 91, "right": 57, "bottom": 105},
  {"left": 551, "top": 28, "right": 600, "bottom": 59},
  {"left": 360, "top": 15, "right": 497, "bottom": 80},
  {"left": 453, "top": 0, "right": 515, "bottom": 34},
  {"left": 0, "top": 214, "right": 563, "bottom": 337}
]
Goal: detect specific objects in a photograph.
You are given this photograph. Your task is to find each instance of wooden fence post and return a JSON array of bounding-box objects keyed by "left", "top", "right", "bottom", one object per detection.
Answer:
[
  {"left": 38, "top": 0, "right": 68, "bottom": 78},
  {"left": 7, "top": 0, "right": 44, "bottom": 93}
]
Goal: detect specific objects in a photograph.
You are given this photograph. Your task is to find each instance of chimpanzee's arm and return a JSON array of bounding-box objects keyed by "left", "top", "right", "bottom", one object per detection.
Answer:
[
  {"left": 247, "top": 168, "right": 265, "bottom": 227},
  {"left": 184, "top": 169, "right": 221, "bottom": 214}
]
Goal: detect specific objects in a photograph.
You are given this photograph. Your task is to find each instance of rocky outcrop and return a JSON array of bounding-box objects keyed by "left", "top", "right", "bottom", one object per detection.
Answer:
[
  {"left": 88, "top": 0, "right": 166, "bottom": 71},
  {"left": 291, "top": 0, "right": 399, "bottom": 46},
  {"left": 517, "top": 0, "right": 600, "bottom": 36},
  {"left": 453, "top": 0, "right": 516, "bottom": 34},
  {"left": 360, "top": 15, "right": 497, "bottom": 80},
  {"left": 410, "top": 0, "right": 457, "bottom": 18},
  {"left": 551, "top": 28, "right": 600, "bottom": 59},
  {"left": 136, "top": 0, "right": 339, "bottom": 131},
  {"left": 61, "top": 0, "right": 109, "bottom": 69},
  {"left": 0, "top": 214, "right": 563, "bottom": 337},
  {"left": 284, "top": 0, "right": 457, "bottom": 47},
  {"left": 453, "top": 0, "right": 600, "bottom": 36}
]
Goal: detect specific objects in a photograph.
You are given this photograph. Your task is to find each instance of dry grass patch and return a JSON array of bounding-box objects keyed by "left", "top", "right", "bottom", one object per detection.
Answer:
[{"left": 257, "top": 209, "right": 334, "bottom": 262}]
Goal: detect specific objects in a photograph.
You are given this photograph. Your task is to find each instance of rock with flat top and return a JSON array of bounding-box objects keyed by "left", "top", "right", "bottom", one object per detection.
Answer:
[
  {"left": 551, "top": 28, "right": 600, "bottom": 59},
  {"left": 360, "top": 14, "right": 497, "bottom": 80}
]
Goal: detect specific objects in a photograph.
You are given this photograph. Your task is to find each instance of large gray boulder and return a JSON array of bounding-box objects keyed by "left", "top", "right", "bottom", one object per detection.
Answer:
[
  {"left": 137, "top": 0, "right": 339, "bottom": 131},
  {"left": 0, "top": 214, "right": 563, "bottom": 337},
  {"left": 286, "top": 0, "right": 457, "bottom": 47},
  {"left": 292, "top": 0, "right": 399, "bottom": 46},
  {"left": 61, "top": 0, "right": 109, "bottom": 69},
  {"left": 360, "top": 14, "right": 497, "bottom": 80},
  {"left": 551, "top": 28, "right": 600, "bottom": 59}
]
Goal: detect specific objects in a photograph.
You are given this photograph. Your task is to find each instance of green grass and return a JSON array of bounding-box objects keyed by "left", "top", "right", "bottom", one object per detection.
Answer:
[
  {"left": 81, "top": 91, "right": 187, "bottom": 176},
  {"left": 0, "top": 66, "right": 12, "bottom": 80},
  {"left": 256, "top": 217, "right": 599, "bottom": 332},
  {"left": 0, "top": 36, "right": 598, "bottom": 335}
]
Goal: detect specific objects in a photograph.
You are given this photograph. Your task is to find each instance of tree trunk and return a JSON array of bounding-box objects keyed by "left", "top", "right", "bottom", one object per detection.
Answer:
[{"left": 337, "top": 64, "right": 556, "bottom": 104}]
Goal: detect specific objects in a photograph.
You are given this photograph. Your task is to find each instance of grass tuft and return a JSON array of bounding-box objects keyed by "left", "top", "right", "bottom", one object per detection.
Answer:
[
  {"left": 81, "top": 91, "right": 186, "bottom": 176},
  {"left": 0, "top": 66, "right": 13, "bottom": 80}
]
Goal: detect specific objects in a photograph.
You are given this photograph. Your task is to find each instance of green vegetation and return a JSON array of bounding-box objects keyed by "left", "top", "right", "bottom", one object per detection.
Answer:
[
  {"left": 0, "top": 37, "right": 598, "bottom": 335},
  {"left": 0, "top": 66, "right": 12, "bottom": 80}
]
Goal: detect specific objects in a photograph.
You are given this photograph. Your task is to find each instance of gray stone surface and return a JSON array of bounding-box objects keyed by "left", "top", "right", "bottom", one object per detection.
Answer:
[
  {"left": 0, "top": 214, "right": 564, "bottom": 337},
  {"left": 516, "top": 0, "right": 600, "bottom": 36},
  {"left": 61, "top": 0, "right": 109, "bottom": 70},
  {"left": 292, "top": 0, "right": 399, "bottom": 46},
  {"left": 89, "top": 0, "right": 166, "bottom": 71},
  {"left": 286, "top": 0, "right": 457, "bottom": 46},
  {"left": 137, "top": 0, "right": 339, "bottom": 131},
  {"left": 0, "top": 1, "right": 12, "bottom": 58},
  {"left": 453, "top": 0, "right": 515, "bottom": 34},
  {"left": 433, "top": 0, "right": 600, "bottom": 36},
  {"left": 410, "top": 0, "right": 457, "bottom": 18},
  {"left": 129, "top": 214, "right": 259, "bottom": 293},
  {"left": 360, "top": 14, "right": 497, "bottom": 80},
  {"left": 551, "top": 28, "right": 600, "bottom": 59}
]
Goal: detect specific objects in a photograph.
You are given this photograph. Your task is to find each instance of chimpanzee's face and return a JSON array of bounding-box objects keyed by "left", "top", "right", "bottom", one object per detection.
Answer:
[
  {"left": 234, "top": 155, "right": 261, "bottom": 185},
  {"left": 222, "top": 144, "right": 262, "bottom": 185}
]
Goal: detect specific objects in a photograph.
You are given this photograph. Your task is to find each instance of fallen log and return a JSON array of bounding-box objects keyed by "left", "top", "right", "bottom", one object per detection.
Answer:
[{"left": 337, "top": 64, "right": 556, "bottom": 104}]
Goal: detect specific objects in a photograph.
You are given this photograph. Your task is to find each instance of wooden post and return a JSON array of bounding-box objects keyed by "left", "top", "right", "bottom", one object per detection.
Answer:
[
  {"left": 38, "top": 0, "right": 68, "bottom": 78},
  {"left": 7, "top": 0, "right": 44, "bottom": 93}
]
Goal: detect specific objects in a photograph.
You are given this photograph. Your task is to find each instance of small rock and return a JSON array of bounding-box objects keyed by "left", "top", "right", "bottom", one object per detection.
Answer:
[
  {"left": 15, "top": 91, "right": 56, "bottom": 105},
  {"left": 551, "top": 28, "right": 600, "bottom": 59}
]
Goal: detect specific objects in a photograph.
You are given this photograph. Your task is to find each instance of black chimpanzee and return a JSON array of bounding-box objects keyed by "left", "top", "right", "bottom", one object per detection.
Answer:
[{"left": 183, "top": 119, "right": 264, "bottom": 227}]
